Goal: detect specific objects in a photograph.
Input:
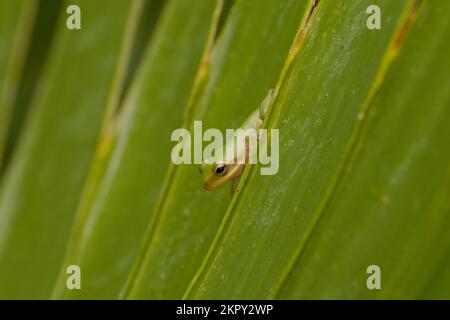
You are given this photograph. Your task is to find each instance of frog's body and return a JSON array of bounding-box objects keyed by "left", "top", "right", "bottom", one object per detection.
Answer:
[{"left": 200, "top": 89, "right": 275, "bottom": 193}]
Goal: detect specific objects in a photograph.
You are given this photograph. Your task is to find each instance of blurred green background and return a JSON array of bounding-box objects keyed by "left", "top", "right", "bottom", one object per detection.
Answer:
[{"left": 0, "top": 0, "right": 449, "bottom": 299}]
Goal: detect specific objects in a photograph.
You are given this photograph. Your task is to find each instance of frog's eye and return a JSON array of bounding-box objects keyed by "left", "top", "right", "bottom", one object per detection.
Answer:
[{"left": 214, "top": 164, "right": 228, "bottom": 176}]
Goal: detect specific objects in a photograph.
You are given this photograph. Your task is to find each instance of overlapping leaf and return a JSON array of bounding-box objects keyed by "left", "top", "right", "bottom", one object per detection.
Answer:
[
  {"left": 279, "top": 1, "right": 450, "bottom": 299},
  {"left": 54, "top": 0, "right": 219, "bottom": 299},
  {"left": 126, "top": 0, "right": 310, "bottom": 299},
  {"left": 0, "top": 0, "right": 139, "bottom": 299},
  {"left": 186, "top": 0, "right": 414, "bottom": 299},
  {"left": 0, "top": 0, "right": 38, "bottom": 170}
]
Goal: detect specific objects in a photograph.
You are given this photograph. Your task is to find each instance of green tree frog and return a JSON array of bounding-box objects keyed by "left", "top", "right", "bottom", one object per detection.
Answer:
[{"left": 199, "top": 89, "right": 275, "bottom": 193}]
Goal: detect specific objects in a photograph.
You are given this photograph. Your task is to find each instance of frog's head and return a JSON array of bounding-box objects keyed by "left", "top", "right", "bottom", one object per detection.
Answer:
[{"left": 199, "top": 162, "right": 238, "bottom": 190}]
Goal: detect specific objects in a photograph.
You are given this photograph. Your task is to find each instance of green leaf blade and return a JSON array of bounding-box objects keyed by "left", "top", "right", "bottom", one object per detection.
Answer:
[
  {"left": 279, "top": 0, "right": 450, "bottom": 299},
  {"left": 0, "top": 0, "right": 38, "bottom": 170},
  {"left": 0, "top": 0, "right": 138, "bottom": 299},
  {"left": 57, "top": 0, "right": 219, "bottom": 299},
  {"left": 187, "top": 0, "right": 412, "bottom": 299},
  {"left": 127, "top": 0, "right": 311, "bottom": 299}
]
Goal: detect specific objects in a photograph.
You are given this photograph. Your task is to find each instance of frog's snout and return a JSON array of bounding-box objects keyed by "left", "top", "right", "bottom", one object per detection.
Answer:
[{"left": 203, "top": 182, "right": 213, "bottom": 191}]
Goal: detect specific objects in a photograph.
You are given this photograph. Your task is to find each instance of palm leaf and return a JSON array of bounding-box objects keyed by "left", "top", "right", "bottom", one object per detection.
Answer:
[{"left": 0, "top": 0, "right": 449, "bottom": 300}]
